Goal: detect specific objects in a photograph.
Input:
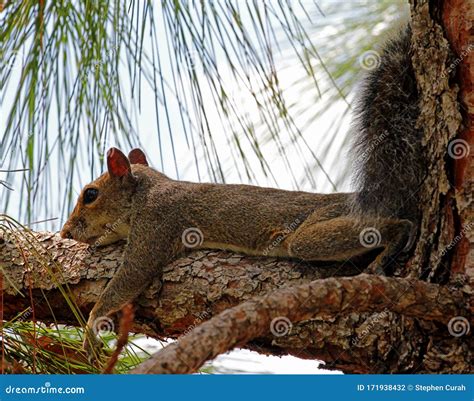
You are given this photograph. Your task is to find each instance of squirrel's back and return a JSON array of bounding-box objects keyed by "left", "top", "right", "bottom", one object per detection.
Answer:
[{"left": 351, "top": 26, "right": 425, "bottom": 222}]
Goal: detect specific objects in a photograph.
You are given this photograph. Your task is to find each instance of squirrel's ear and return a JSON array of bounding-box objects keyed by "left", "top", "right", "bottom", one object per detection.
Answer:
[
  {"left": 128, "top": 148, "right": 149, "bottom": 166},
  {"left": 107, "top": 148, "right": 131, "bottom": 178}
]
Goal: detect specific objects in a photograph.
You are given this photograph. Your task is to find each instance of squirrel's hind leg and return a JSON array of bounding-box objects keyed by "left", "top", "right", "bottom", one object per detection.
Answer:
[
  {"left": 287, "top": 217, "right": 374, "bottom": 262},
  {"left": 287, "top": 217, "right": 414, "bottom": 274}
]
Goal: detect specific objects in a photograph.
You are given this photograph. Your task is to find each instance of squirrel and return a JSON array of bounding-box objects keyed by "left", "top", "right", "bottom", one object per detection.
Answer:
[{"left": 60, "top": 25, "right": 424, "bottom": 359}]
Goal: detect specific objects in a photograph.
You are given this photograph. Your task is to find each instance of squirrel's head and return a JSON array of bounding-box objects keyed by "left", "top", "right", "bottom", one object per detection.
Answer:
[{"left": 60, "top": 147, "right": 149, "bottom": 246}]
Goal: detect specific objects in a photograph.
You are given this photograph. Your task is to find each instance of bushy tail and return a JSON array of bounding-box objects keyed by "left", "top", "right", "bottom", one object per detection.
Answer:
[{"left": 351, "top": 26, "right": 426, "bottom": 222}]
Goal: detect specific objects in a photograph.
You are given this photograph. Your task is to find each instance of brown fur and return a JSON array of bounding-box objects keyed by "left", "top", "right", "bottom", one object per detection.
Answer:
[
  {"left": 63, "top": 25, "right": 423, "bottom": 361},
  {"left": 61, "top": 148, "right": 413, "bottom": 359}
]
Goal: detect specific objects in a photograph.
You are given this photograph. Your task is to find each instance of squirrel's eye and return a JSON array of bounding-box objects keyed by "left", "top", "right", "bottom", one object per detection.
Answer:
[{"left": 83, "top": 188, "right": 99, "bottom": 205}]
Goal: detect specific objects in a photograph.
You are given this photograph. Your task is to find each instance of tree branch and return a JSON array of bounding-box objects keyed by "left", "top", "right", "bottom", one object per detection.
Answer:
[
  {"left": 1, "top": 229, "right": 472, "bottom": 373},
  {"left": 131, "top": 274, "right": 471, "bottom": 374},
  {"left": 0, "top": 230, "right": 360, "bottom": 329}
]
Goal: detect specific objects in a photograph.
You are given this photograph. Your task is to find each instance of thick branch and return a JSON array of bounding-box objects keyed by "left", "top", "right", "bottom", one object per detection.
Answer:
[
  {"left": 1, "top": 230, "right": 472, "bottom": 373},
  {"left": 131, "top": 274, "right": 471, "bottom": 374},
  {"left": 0, "top": 230, "right": 361, "bottom": 333}
]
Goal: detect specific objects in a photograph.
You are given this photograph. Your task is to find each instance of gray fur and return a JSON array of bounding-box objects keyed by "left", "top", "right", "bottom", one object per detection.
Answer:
[{"left": 351, "top": 26, "right": 425, "bottom": 222}]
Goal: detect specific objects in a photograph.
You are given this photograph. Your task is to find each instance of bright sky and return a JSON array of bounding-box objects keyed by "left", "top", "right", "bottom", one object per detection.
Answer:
[{"left": 1, "top": 0, "right": 359, "bottom": 231}]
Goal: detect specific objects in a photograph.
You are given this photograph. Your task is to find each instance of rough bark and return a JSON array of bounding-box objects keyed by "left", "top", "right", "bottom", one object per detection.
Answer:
[
  {"left": 1, "top": 229, "right": 472, "bottom": 373},
  {"left": 407, "top": 1, "right": 463, "bottom": 283},
  {"left": 130, "top": 274, "right": 470, "bottom": 374},
  {"left": 441, "top": 0, "right": 474, "bottom": 280}
]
